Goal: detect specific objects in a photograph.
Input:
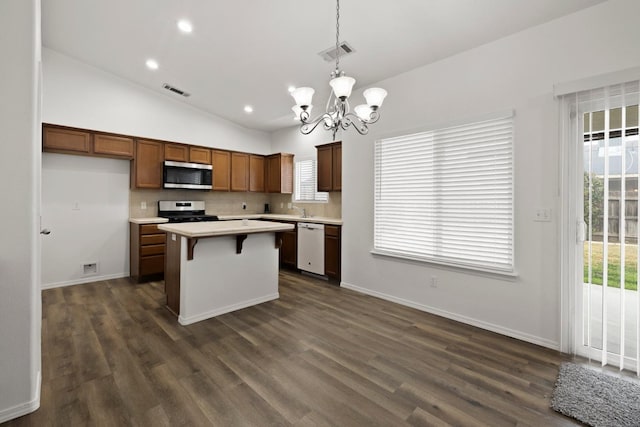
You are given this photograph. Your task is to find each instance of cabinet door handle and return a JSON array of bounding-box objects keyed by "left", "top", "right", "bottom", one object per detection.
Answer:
[{"left": 40, "top": 228, "right": 51, "bottom": 235}]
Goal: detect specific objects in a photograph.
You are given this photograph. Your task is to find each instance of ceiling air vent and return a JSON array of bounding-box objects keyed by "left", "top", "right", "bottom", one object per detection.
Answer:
[
  {"left": 318, "top": 41, "right": 355, "bottom": 62},
  {"left": 162, "top": 83, "right": 191, "bottom": 97}
]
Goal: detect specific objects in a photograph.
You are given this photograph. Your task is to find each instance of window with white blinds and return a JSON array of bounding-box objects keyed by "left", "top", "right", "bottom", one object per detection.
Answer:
[
  {"left": 374, "top": 114, "right": 515, "bottom": 274},
  {"left": 294, "top": 159, "right": 328, "bottom": 202}
]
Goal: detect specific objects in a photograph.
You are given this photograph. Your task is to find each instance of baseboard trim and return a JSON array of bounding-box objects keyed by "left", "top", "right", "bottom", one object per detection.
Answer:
[
  {"left": 340, "top": 281, "right": 560, "bottom": 350},
  {"left": 0, "top": 370, "right": 40, "bottom": 424},
  {"left": 178, "top": 293, "right": 279, "bottom": 326},
  {"left": 41, "top": 272, "right": 129, "bottom": 289}
]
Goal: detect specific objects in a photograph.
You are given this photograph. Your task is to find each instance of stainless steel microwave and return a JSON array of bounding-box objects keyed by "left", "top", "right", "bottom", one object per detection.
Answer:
[{"left": 163, "top": 161, "right": 213, "bottom": 190}]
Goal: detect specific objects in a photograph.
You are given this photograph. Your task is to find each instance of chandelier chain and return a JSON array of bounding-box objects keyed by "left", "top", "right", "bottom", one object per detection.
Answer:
[
  {"left": 291, "top": 0, "right": 386, "bottom": 138},
  {"left": 335, "top": 0, "right": 340, "bottom": 72}
]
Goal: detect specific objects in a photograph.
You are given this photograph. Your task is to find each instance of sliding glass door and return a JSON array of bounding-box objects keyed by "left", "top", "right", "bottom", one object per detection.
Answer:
[{"left": 579, "top": 85, "right": 640, "bottom": 373}]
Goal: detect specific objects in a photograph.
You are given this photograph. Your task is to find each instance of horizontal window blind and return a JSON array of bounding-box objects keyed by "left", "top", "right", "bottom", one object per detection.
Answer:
[
  {"left": 295, "top": 159, "right": 328, "bottom": 202},
  {"left": 374, "top": 115, "right": 514, "bottom": 273}
]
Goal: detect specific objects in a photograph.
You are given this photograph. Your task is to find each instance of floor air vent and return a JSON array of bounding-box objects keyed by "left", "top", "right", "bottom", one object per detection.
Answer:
[
  {"left": 163, "top": 83, "right": 191, "bottom": 97},
  {"left": 318, "top": 42, "right": 355, "bottom": 62}
]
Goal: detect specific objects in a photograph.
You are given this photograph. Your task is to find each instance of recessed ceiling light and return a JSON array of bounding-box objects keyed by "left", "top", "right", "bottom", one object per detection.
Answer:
[
  {"left": 288, "top": 86, "right": 296, "bottom": 93},
  {"left": 177, "top": 19, "right": 193, "bottom": 33},
  {"left": 244, "top": 105, "right": 254, "bottom": 114},
  {"left": 145, "top": 59, "right": 159, "bottom": 70}
]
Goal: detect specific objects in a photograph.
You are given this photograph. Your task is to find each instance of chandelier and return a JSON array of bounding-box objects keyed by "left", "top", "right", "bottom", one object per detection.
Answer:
[{"left": 290, "top": 0, "right": 387, "bottom": 139}]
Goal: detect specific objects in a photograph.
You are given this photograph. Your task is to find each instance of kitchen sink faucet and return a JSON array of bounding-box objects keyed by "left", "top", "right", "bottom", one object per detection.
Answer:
[{"left": 292, "top": 205, "right": 307, "bottom": 218}]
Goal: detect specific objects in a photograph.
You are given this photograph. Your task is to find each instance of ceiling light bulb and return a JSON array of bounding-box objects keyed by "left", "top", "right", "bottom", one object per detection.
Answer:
[
  {"left": 177, "top": 20, "right": 193, "bottom": 33},
  {"left": 244, "top": 105, "right": 254, "bottom": 113},
  {"left": 354, "top": 104, "right": 373, "bottom": 121},
  {"left": 363, "top": 87, "right": 387, "bottom": 109},
  {"left": 145, "top": 59, "right": 159, "bottom": 70},
  {"left": 329, "top": 76, "right": 356, "bottom": 100},
  {"left": 291, "top": 87, "right": 314, "bottom": 109},
  {"left": 288, "top": 86, "right": 296, "bottom": 93}
]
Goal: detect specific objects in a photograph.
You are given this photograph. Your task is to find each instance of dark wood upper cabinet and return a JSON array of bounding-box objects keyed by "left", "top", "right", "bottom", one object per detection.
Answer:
[
  {"left": 317, "top": 145, "right": 333, "bottom": 192},
  {"left": 43, "top": 123, "right": 299, "bottom": 195},
  {"left": 164, "top": 143, "right": 188, "bottom": 162},
  {"left": 212, "top": 150, "right": 231, "bottom": 191},
  {"left": 189, "top": 146, "right": 211, "bottom": 164},
  {"left": 316, "top": 141, "right": 342, "bottom": 192},
  {"left": 249, "top": 155, "right": 265, "bottom": 192},
  {"left": 231, "top": 152, "right": 250, "bottom": 192},
  {"left": 132, "top": 139, "right": 163, "bottom": 189},
  {"left": 333, "top": 143, "right": 342, "bottom": 191},
  {"left": 43, "top": 124, "right": 132, "bottom": 159},
  {"left": 43, "top": 125, "right": 91, "bottom": 154},
  {"left": 93, "top": 133, "right": 134, "bottom": 159},
  {"left": 266, "top": 153, "right": 294, "bottom": 194}
]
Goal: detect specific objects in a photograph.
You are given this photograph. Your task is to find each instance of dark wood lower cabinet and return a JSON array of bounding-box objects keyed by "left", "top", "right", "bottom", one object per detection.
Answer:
[
  {"left": 279, "top": 223, "right": 297, "bottom": 269},
  {"left": 164, "top": 232, "right": 181, "bottom": 315},
  {"left": 324, "top": 225, "right": 341, "bottom": 281},
  {"left": 130, "top": 222, "right": 165, "bottom": 281}
]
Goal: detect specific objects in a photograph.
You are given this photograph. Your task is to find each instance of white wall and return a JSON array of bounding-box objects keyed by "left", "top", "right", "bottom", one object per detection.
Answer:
[
  {"left": 270, "top": 126, "right": 337, "bottom": 159},
  {"left": 0, "top": 0, "right": 41, "bottom": 422},
  {"left": 41, "top": 153, "right": 130, "bottom": 288},
  {"left": 43, "top": 48, "right": 271, "bottom": 154},
  {"left": 271, "top": 0, "right": 640, "bottom": 349}
]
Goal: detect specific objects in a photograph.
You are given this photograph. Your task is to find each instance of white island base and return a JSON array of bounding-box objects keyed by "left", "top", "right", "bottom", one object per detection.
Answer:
[{"left": 159, "top": 220, "right": 294, "bottom": 325}]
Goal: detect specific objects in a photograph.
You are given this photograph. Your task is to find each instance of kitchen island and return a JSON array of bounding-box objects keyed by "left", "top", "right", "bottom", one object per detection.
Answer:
[{"left": 158, "top": 220, "right": 295, "bottom": 325}]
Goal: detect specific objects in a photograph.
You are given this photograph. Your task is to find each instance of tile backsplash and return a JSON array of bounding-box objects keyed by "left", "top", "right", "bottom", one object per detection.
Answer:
[
  {"left": 268, "top": 193, "right": 341, "bottom": 218},
  {"left": 130, "top": 190, "right": 341, "bottom": 219}
]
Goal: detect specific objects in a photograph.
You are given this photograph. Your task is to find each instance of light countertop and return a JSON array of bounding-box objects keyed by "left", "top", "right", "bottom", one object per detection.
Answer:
[
  {"left": 158, "top": 219, "right": 295, "bottom": 238},
  {"left": 129, "top": 217, "right": 169, "bottom": 224},
  {"left": 217, "top": 214, "right": 343, "bottom": 225},
  {"left": 130, "top": 214, "right": 342, "bottom": 226}
]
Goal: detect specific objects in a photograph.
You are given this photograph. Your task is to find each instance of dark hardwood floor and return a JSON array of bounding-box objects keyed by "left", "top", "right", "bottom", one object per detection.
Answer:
[{"left": 5, "top": 271, "right": 581, "bottom": 426}]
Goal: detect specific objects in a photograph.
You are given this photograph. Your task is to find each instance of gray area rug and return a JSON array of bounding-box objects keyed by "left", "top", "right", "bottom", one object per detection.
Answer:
[{"left": 551, "top": 362, "right": 640, "bottom": 427}]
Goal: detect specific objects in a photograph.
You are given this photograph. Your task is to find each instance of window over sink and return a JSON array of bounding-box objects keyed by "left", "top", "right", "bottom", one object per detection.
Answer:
[{"left": 294, "top": 159, "right": 328, "bottom": 203}]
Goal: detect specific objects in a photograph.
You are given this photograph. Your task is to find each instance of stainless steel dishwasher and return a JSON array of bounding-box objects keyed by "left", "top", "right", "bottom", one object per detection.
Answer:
[{"left": 297, "top": 222, "right": 325, "bottom": 275}]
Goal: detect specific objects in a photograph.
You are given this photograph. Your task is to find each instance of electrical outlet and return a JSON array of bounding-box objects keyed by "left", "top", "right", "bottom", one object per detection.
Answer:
[
  {"left": 430, "top": 276, "right": 438, "bottom": 288},
  {"left": 141, "top": 201, "right": 147, "bottom": 210},
  {"left": 280, "top": 202, "right": 284, "bottom": 208},
  {"left": 242, "top": 202, "right": 247, "bottom": 210}
]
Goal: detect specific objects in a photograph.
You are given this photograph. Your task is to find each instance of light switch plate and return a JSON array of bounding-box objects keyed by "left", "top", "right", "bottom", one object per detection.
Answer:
[{"left": 534, "top": 208, "right": 552, "bottom": 222}]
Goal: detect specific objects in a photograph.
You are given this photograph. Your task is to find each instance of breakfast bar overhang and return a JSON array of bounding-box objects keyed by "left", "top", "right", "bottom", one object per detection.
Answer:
[{"left": 158, "top": 220, "right": 295, "bottom": 325}]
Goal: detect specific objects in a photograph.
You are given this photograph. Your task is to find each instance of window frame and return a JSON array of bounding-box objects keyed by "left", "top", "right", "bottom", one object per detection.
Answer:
[{"left": 293, "top": 158, "right": 329, "bottom": 203}]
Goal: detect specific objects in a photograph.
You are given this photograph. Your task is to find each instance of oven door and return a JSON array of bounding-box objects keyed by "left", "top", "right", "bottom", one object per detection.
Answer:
[{"left": 163, "top": 161, "right": 212, "bottom": 190}]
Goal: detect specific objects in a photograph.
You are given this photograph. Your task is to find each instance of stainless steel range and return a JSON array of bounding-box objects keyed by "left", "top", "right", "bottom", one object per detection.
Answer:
[{"left": 158, "top": 201, "right": 219, "bottom": 223}]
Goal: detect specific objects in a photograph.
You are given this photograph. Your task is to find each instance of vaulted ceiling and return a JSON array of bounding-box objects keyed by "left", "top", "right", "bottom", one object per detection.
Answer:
[{"left": 42, "top": 0, "right": 605, "bottom": 132}]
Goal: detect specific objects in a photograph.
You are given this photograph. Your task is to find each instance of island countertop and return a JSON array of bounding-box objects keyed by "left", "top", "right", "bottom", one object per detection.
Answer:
[
  {"left": 217, "top": 214, "right": 342, "bottom": 225},
  {"left": 158, "top": 219, "right": 294, "bottom": 238}
]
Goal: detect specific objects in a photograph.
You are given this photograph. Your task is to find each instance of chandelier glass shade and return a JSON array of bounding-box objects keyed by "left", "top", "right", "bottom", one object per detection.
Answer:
[{"left": 290, "top": 0, "right": 387, "bottom": 139}]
